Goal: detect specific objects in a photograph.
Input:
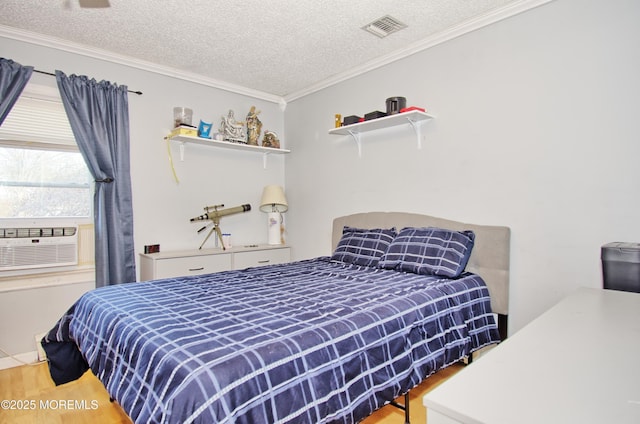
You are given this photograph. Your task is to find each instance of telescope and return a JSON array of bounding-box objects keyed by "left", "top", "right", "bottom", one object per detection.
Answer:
[{"left": 190, "top": 203, "right": 251, "bottom": 249}]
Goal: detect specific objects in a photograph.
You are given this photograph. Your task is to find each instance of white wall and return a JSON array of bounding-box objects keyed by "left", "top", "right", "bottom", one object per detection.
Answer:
[
  {"left": 0, "top": 278, "right": 94, "bottom": 365},
  {"left": 0, "top": 36, "right": 286, "bottom": 358},
  {"left": 284, "top": 0, "right": 640, "bottom": 333}
]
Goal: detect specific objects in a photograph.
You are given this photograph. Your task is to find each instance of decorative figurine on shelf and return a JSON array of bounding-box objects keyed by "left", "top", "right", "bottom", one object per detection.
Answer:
[
  {"left": 262, "top": 130, "right": 280, "bottom": 149},
  {"left": 220, "top": 109, "right": 246, "bottom": 143},
  {"left": 246, "top": 106, "right": 262, "bottom": 146}
]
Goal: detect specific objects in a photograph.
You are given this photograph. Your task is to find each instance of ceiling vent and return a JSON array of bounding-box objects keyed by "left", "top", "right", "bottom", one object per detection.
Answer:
[{"left": 362, "top": 15, "right": 407, "bottom": 38}]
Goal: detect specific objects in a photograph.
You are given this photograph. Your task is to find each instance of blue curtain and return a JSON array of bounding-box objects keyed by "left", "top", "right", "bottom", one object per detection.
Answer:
[
  {"left": 0, "top": 58, "right": 33, "bottom": 125},
  {"left": 56, "top": 71, "right": 136, "bottom": 287}
]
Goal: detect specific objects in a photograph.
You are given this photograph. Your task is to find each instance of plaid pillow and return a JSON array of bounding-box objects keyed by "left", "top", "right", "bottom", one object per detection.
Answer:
[
  {"left": 378, "top": 227, "right": 475, "bottom": 277},
  {"left": 331, "top": 226, "right": 397, "bottom": 267}
]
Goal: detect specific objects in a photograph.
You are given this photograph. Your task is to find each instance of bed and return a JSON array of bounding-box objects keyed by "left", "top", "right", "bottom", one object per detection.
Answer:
[{"left": 42, "top": 212, "right": 510, "bottom": 424}]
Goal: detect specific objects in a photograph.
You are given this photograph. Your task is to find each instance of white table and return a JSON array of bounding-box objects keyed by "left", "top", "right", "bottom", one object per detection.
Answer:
[{"left": 423, "top": 287, "right": 640, "bottom": 424}]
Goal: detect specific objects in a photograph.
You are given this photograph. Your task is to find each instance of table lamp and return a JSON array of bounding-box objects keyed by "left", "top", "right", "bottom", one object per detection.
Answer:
[{"left": 259, "top": 185, "right": 288, "bottom": 245}]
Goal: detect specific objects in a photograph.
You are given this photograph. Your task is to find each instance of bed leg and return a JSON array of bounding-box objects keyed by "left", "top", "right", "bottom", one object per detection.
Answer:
[
  {"left": 498, "top": 313, "right": 509, "bottom": 341},
  {"left": 389, "top": 392, "right": 410, "bottom": 424},
  {"left": 404, "top": 392, "right": 410, "bottom": 424}
]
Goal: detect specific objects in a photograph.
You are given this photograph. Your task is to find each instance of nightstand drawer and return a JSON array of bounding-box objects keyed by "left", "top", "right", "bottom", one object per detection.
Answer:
[
  {"left": 233, "top": 247, "right": 290, "bottom": 269},
  {"left": 151, "top": 254, "right": 232, "bottom": 279}
]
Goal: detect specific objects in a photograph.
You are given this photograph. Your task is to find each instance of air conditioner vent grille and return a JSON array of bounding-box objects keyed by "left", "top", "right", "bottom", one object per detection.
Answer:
[
  {"left": 1, "top": 243, "right": 77, "bottom": 268},
  {"left": 362, "top": 15, "right": 408, "bottom": 38}
]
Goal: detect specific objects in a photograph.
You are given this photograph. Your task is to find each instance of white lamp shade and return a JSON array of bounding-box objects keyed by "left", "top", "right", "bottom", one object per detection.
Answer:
[{"left": 259, "top": 185, "right": 288, "bottom": 213}]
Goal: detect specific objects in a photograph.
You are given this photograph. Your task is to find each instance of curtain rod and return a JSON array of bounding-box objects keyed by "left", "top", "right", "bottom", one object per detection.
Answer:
[{"left": 34, "top": 69, "right": 143, "bottom": 96}]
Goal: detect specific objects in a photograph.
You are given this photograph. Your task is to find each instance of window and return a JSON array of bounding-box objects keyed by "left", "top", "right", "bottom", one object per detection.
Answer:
[
  {"left": 0, "top": 82, "right": 94, "bottom": 277},
  {"left": 0, "top": 83, "right": 93, "bottom": 220},
  {"left": 0, "top": 147, "right": 92, "bottom": 218}
]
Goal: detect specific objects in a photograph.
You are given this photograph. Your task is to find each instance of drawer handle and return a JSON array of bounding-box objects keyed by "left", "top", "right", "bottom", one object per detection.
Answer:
[
  {"left": 188, "top": 267, "right": 205, "bottom": 271},
  {"left": 258, "top": 260, "right": 270, "bottom": 264}
]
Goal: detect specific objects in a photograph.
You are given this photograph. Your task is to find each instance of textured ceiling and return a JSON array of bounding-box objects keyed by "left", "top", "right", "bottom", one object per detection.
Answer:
[{"left": 0, "top": 0, "right": 539, "bottom": 101}]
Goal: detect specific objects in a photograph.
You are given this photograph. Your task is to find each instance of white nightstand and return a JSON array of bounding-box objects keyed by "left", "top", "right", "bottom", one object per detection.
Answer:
[{"left": 139, "top": 244, "right": 290, "bottom": 281}]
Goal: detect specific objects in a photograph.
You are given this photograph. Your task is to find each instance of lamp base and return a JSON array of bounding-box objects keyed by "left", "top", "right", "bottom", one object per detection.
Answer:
[{"left": 267, "top": 212, "right": 283, "bottom": 245}]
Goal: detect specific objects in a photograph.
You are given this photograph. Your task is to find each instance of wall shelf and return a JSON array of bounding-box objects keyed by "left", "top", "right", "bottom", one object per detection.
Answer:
[
  {"left": 328, "top": 110, "right": 434, "bottom": 156},
  {"left": 167, "top": 134, "right": 290, "bottom": 168}
]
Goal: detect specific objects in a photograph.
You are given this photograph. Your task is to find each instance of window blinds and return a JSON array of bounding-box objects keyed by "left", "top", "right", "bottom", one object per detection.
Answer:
[{"left": 0, "top": 84, "right": 77, "bottom": 150}]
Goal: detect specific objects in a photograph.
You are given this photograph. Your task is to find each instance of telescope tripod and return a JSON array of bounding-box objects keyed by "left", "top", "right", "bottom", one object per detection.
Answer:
[{"left": 198, "top": 217, "right": 225, "bottom": 250}]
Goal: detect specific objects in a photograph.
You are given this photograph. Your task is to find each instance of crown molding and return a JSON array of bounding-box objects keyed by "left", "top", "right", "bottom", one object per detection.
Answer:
[
  {"left": 283, "top": 0, "right": 554, "bottom": 102},
  {"left": 0, "top": 24, "right": 285, "bottom": 105}
]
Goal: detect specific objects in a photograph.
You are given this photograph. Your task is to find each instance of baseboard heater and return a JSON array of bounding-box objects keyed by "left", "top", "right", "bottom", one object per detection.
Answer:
[{"left": 0, "top": 227, "right": 78, "bottom": 271}]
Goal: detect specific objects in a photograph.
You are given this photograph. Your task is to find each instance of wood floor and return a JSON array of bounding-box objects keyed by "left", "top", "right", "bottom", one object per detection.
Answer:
[{"left": 0, "top": 361, "right": 462, "bottom": 424}]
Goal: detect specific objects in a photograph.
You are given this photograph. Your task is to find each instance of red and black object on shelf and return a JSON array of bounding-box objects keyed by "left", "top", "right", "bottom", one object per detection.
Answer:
[
  {"left": 342, "top": 115, "right": 362, "bottom": 125},
  {"left": 364, "top": 111, "right": 387, "bottom": 121}
]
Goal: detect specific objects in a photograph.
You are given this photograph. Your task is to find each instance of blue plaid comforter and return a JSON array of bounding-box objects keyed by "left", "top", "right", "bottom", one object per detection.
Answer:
[{"left": 43, "top": 257, "right": 500, "bottom": 423}]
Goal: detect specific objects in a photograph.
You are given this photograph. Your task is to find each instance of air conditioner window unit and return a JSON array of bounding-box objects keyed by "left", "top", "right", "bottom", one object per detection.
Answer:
[{"left": 0, "top": 227, "right": 78, "bottom": 271}]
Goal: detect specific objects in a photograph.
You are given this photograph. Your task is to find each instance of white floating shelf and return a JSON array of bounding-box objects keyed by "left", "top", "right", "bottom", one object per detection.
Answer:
[
  {"left": 167, "top": 134, "right": 290, "bottom": 168},
  {"left": 328, "top": 110, "right": 434, "bottom": 156}
]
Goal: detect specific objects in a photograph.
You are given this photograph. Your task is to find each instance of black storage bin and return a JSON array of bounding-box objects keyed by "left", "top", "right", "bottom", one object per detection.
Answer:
[{"left": 601, "top": 242, "right": 640, "bottom": 293}]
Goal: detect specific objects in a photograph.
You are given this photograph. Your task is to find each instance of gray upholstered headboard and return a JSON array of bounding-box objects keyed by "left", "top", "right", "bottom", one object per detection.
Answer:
[{"left": 332, "top": 212, "right": 511, "bottom": 317}]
